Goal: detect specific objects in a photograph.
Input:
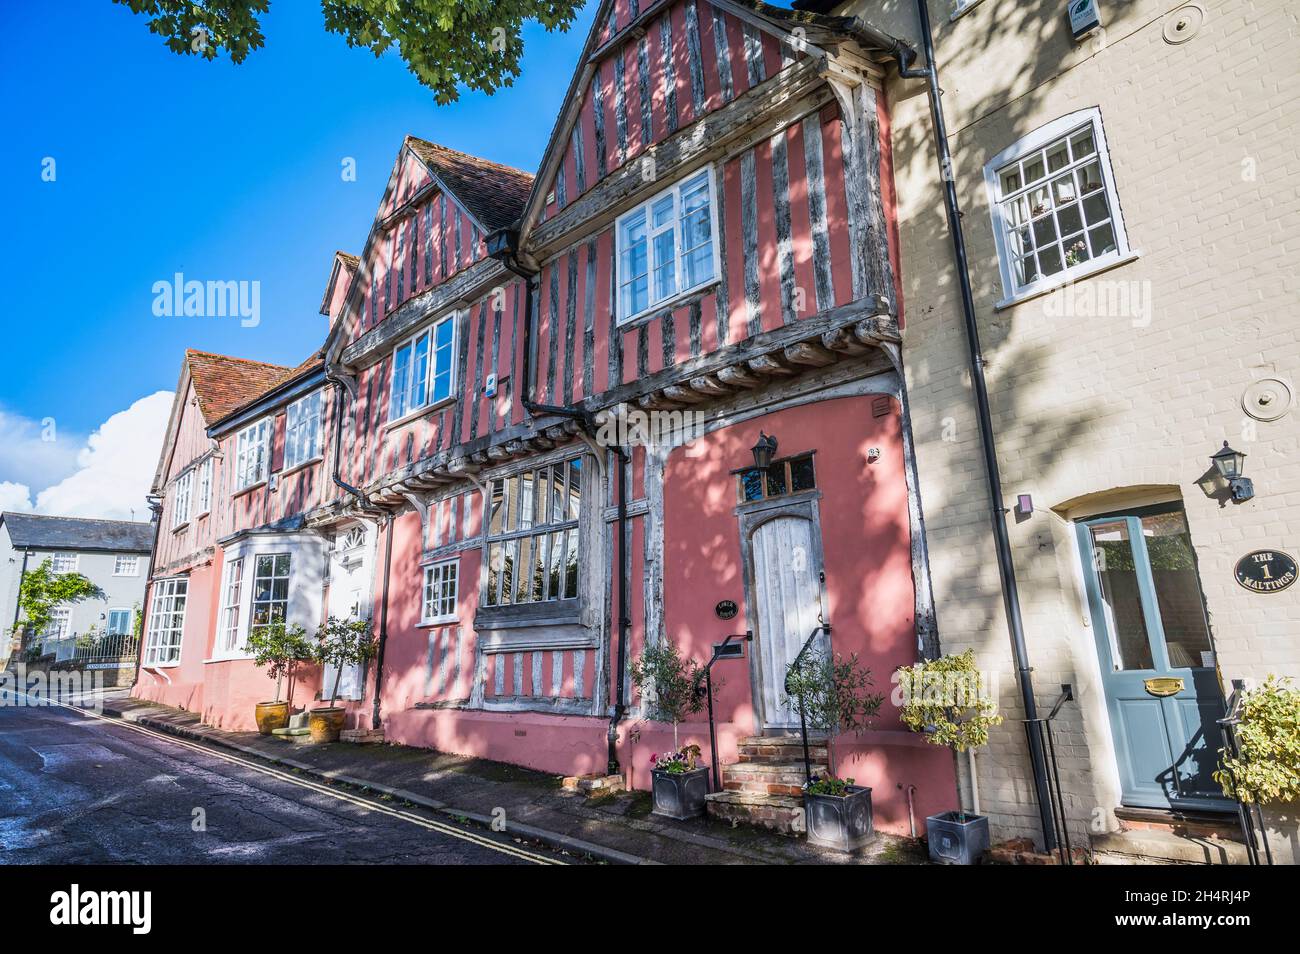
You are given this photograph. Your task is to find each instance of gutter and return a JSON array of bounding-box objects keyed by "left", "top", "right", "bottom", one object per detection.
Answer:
[
  {"left": 887, "top": 0, "right": 1058, "bottom": 849},
  {"left": 487, "top": 229, "right": 632, "bottom": 777}
]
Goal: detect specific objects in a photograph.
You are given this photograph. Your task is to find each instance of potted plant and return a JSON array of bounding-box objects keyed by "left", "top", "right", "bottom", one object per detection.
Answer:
[
  {"left": 1213, "top": 675, "right": 1300, "bottom": 805},
  {"left": 244, "top": 621, "right": 312, "bottom": 734},
  {"left": 785, "top": 651, "right": 883, "bottom": 851},
  {"left": 309, "top": 616, "right": 377, "bottom": 743},
  {"left": 896, "top": 649, "right": 1004, "bottom": 864},
  {"left": 630, "top": 640, "right": 709, "bottom": 819}
]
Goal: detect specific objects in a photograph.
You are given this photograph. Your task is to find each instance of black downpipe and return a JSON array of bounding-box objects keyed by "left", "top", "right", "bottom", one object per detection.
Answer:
[
  {"left": 896, "top": 0, "right": 1058, "bottom": 849},
  {"left": 490, "top": 239, "right": 631, "bottom": 776}
]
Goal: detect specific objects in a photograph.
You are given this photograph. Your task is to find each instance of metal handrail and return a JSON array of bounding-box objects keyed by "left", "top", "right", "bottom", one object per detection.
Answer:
[
  {"left": 784, "top": 623, "right": 831, "bottom": 787},
  {"left": 1218, "top": 679, "right": 1273, "bottom": 866},
  {"left": 1021, "top": 685, "right": 1075, "bottom": 864},
  {"left": 699, "top": 631, "right": 752, "bottom": 793}
]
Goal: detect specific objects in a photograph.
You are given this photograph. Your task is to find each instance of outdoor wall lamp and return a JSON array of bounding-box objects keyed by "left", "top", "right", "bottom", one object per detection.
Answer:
[
  {"left": 751, "top": 432, "right": 778, "bottom": 471},
  {"left": 1211, "top": 441, "right": 1254, "bottom": 502}
]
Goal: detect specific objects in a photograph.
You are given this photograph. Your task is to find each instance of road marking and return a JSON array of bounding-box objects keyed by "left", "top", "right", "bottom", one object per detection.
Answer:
[{"left": 21, "top": 696, "right": 565, "bottom": 865}]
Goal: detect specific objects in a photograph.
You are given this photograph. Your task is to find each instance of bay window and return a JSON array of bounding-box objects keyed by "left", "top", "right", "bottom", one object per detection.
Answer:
[
  {"left": 389, "top": 314, "right": 456, "bottom": 421},
  {"left": 284, "top": 390, "right": 323, "bottom": 469},
  {"left": 143, "top": 577, "right": 188, "bottom": 666},
  {"left": 616, "top": 168, "right": 718, "bottom": 323},
  {"left": 235, "top": 418, "right": 270, "bottom": 489}
]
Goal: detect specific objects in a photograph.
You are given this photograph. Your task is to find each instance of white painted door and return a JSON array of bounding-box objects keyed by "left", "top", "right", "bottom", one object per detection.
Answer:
[
  {"left": 324, "top": 526, "right": 372, "bottom": 701},
  {"left": 751, "top": 515, "right": 825, "bottom": 729}
]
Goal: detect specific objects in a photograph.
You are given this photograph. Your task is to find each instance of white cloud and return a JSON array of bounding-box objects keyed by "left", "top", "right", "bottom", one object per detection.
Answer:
[
  {"left": 0, "top": 392, "right": 173, "bottom": 521},
  {"left": 0, "top": 407, "right": 83, "bottom": 490}
]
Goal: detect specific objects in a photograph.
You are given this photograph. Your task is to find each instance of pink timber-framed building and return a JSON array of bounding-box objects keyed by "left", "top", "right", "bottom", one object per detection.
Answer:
[{"left": 135, "top": 0, "right": 957, "bottom": 835}]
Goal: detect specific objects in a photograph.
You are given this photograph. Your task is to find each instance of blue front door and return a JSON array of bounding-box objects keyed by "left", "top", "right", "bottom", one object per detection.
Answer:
[{"left": 1076, "top": 504, "right": 1233, "bottom": 812}]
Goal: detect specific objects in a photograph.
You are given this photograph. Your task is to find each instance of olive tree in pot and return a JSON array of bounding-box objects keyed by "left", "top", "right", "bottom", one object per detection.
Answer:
[
  {"left": 630, "top": 640, "right": 708, "bottom": 819},
  {"left": 309, "top": 616, "right": 377, "bottom": 743},
  {"left": 784, "top": 651, "right": 883, "bottom": 852},
  {"left": 896, "top": 649, "right": 1003, "bottom": 864},
  {"left": 244, "top": 621, "right": 313, "bottom": 734}
]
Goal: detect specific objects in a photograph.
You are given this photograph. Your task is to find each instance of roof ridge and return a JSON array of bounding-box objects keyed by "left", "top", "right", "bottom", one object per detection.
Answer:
[
  {"left": 404, "top": 134, "right": 536, "bottom": 180},
  {"left": 185, "top": 348, "right": 295, "bottom": 371},
  {"left": 2, "top": 511, "right": 151, "bottom": 526}
]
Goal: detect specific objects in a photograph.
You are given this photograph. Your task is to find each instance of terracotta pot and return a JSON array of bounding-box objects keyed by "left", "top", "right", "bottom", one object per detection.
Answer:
[
  {"left": 308, "top": 706, "right": 346, "bottom": 743},
  {"left": 254, "top": 700, "right": 290, "bottom": 735}
]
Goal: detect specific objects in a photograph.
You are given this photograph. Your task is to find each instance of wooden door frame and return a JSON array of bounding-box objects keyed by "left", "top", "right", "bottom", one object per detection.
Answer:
[{"left": 736, "top": 490, "right": 830, "bottom": 732}]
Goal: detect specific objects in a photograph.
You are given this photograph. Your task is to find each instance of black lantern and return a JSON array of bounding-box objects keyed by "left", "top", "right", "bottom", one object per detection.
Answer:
[
  {"left": 1211, "top": 441, "right": 1254, "bottom": 502},
  {"left": 751, "top": 432, "right": 778, "bottom": 471}
]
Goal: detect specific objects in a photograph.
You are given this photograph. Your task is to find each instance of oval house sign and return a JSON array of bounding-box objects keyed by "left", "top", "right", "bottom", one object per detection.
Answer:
[
  {"left": 1234, "top": 550, "right": 1298, "bottom": 593},
  {"left": 715, "top": 600, "right": 739, "bottom": 620}
]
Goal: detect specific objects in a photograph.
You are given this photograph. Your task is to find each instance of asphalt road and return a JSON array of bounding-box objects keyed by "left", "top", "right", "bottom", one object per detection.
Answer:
[{"left": 0, "top": 700, "right": 565, "bottom": 865}]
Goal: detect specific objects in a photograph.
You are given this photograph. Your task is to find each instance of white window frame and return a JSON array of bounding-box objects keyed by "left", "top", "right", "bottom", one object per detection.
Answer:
[
  {"left": 172, "top": 469, "right": 194, "bottom": 528},
  {"left": 234, "top": 418, "right": 271, "bottom": 491},
  {"left": 615, "top": 167, "right": 721, "bottom": 325},
  {"left": 421, "top": 559, "right": 459, "bottom": 625},
  {"left": 284, "top": 390, "right": 324, "bottom": 470},
  {"left": 195, "top": 457, "right": 213, "bottom": 515},
  {"left": 388, "top": 314, "right": 458, "bottom": 423},
  {"left": 50, "top": 552, "right": 79, "bottom": 574},
  {"left": 113, "top": 554, "right": 140, "bottom": 576},
  {"left": 45, "top": 607, "right": 72, "bottom": 640},
  {"left": 143, "top": 577, "right": 188, "bottom": 667},
  {"left": 249, "top": 553, "right": 292, "bottom": 635},
  {"left": 216, "top": 557, "right": 245, "bottom": 657},
  {"left": 985, "top": 108, "right": 1136, "bottom": 308}
]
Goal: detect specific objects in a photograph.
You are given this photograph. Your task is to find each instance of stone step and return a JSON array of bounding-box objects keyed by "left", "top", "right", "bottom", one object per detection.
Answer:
[
  {"left": 705, "top": 790, "right": 804, "bottom": 836},
  {"left": 1114, "top": 806, "right": 1244, "bottom": 843},
  {"left": 721, "top": 760, "right": 824, "bottom": 796},
  {"left": 1090, "top": 829, "right": 1250, "bottom": 866}
]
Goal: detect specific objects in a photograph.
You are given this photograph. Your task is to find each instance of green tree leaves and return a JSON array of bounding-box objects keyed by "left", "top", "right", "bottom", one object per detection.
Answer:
[
  {"left": 112, "top": 0, "right": 583, "bottom": 104},
  {"left": 1215, "top": 676, "right": 1300, "bottom": 804}
]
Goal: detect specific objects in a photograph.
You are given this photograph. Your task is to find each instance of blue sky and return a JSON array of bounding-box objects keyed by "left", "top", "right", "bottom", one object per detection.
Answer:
[{"left": 0, "top": 0, "right": 595, "bottom": 513}]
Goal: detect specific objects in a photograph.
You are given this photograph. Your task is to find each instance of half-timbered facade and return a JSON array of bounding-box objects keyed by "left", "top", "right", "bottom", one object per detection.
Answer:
[{"left": 136, "top": 0, "right": 956, "bottom": 836}]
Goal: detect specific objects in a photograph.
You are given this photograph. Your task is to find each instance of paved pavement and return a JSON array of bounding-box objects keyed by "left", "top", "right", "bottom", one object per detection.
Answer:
[{"left": 0, "top": 700, "right": 567, "bottom": 865}]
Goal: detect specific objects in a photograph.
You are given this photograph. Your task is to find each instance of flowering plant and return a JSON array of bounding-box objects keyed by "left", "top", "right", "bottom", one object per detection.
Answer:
[
  {"left": 805, "top": 773, "right": 855, "bottom": 798},
  {"left": 650, "top": 743, "right": 702, "bottom": 775}
]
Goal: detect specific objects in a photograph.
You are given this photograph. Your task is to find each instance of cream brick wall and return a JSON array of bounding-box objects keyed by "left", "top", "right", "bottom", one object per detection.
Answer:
[{"left": 839, "top": 0, "right": 1300, "bottom": 858}]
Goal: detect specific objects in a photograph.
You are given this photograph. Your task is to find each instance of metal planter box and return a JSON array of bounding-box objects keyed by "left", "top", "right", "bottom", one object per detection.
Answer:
[
  {"left": 651, "top": 766, "right": 710, "bottom": 820},
  {"left": 804, "top": 785, "right": 874, "bottom": 852},
  {"left": 926, "top": 811, "right": 990, "bottom": 865}
]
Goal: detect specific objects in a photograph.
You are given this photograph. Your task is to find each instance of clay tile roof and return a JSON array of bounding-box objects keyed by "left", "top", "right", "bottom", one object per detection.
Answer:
[
  {"left": 185, "top": 350, "right": 298, "bottom": 425},
  {"left": 405, "top": 136, "right": 535, "bottom": 232},
  {"left": 336, "top": 251, "right": 360, "bottom": 269}
]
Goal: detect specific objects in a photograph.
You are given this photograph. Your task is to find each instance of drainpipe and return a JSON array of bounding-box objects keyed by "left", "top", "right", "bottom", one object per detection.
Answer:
[
  {"left": 892, "top": 0, "right": 1057, "bottom": 849},
  {"left": 487, "top": 230, "right": 631, "bottom": 777}
]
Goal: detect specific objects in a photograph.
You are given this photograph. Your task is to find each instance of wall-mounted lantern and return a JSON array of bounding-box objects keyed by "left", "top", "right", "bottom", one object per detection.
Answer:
[
  {"left": 751, "top": 432, "right": 778, "bottom": 471},
  {"left": 1211, "top": 441, "right": 1254, "bottom": 502}
]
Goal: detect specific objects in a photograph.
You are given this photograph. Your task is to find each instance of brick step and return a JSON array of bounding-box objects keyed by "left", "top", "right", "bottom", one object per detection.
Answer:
[
  {"left": 705, "top": 790, "right": 804, "bottom": 836},
  {"left": 1090, "top": 829, "right": 1250, "bottom": 866},
  {"left": 736, "top": 735, "right": 828, "bottom": 764},
  {"left": 721, "top": 760, "right": 824, "bottom": 796}
]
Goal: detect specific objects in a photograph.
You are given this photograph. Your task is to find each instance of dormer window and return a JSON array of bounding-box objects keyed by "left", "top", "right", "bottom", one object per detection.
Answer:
[{"left": 389, "top": 314, "right": 457, "bottom": 422}]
